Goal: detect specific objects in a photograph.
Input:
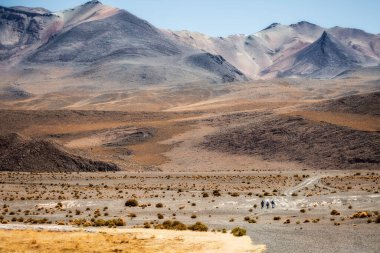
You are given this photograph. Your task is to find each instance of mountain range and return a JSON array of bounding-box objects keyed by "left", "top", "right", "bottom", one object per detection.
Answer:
[{"left": 1, "top": 0, "right": 379, "bottom": 91}]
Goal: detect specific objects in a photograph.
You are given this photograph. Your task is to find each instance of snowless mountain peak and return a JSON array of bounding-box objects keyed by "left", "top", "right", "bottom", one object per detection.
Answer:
[
  {"left": 83, "top": 0, "right": 102, "bottom": 6},
  {"left": 263, "top": 23, "right": 281, "bottom": 31},
  {"left": 292, "top": 21, "right": 317, "bottom": 26}
]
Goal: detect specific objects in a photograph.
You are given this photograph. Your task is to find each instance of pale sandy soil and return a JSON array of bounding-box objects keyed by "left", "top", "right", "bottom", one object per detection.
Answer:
[{"left": 0, "top": 226, "right": 265, "bottom": 253}]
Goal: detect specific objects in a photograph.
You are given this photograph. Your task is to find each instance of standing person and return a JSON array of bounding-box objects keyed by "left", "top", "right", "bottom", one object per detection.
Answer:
[
  {"left": 266, "top": 201, "right": 270, "bottom": 209},
  {"left": 271, "top": 200, "right": 275, "bottom": 208},
  {"left": 261, "top": 200, "right": 265, "bottom": 209}
]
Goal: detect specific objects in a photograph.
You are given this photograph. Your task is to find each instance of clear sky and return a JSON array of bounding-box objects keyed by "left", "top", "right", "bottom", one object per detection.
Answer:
[{"left": 1, "top": 0, "right": 379, "bottom": 36}]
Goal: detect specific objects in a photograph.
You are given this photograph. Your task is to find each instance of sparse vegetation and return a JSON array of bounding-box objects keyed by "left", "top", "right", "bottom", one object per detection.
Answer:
[{"left": 154, "top": 220, "right": 187, "bottom": 231}]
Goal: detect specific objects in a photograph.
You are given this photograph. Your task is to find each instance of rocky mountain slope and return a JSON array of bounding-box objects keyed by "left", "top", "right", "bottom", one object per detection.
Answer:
[
  {"left": 0, "top": 1, "right": 246, "bottom": 91},
  {"left": 0, "top": 0, "right": 379, "bottom": 90},
  {"left": 262, "top": 31, "right": 366, "bottom": 78},
  {"left": 169, "top": 22, "right": 380, "bottom": 79}
]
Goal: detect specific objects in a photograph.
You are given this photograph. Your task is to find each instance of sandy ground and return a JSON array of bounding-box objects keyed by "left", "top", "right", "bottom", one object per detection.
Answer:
[{"left": 0, "top": 225, "right": 265, "bottom": 253}]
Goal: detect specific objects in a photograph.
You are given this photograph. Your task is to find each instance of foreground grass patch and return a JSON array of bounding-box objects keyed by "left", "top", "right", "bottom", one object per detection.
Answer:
[{"left": 0, "top": 228, "right": 264, "bottom": 253}]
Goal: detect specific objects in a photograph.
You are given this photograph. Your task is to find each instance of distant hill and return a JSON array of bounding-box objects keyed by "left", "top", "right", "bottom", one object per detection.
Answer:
[{"left": 0, "top": 133, "right": 120, "bottom": 172}]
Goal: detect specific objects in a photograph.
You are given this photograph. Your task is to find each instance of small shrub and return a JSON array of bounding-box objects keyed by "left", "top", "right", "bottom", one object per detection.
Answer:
[
  {"left": 156, "top": 203, "right": 163, "bottom": 208},
  {"left": 212, "top": 190, "right": 221, "bottom": 197},
  {"left": 202, "top": 192, "right": 209, "bottom": 198},
  {"left": 351, "top": 211, "right": 371, "bottom": 219},
  {"left": 155, "top": 220, "right": 187, "bottom": 230},
  {"left": 125, "top": 199, "right": 138, "bottom": 207},
  {"left": 128, "top": 213, "right": 137, "bottom": 218},
  {"left": 188, "top": 222, "right": 208, "bottom": 232},
  {"left": 330, "top": 209, "right": 340, "bottom": 215},
  {"left": 231, "top": 227, "right": 246, "bottom": 237},
  {"left": 273, "top": 216, "right": 281, "bottom": 221}
]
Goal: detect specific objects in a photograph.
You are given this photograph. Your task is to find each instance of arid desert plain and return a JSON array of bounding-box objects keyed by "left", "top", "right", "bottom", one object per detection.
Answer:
[
  {"left": 0, "top": 1, "right": 380, "bottom": 252},
  {"left": 0, "top": 76, "right": 379, "bottom": 253}
]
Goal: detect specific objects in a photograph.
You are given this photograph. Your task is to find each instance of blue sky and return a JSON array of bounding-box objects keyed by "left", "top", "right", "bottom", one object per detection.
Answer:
[{"left": 1, "top": 0, "right": 379, "bottom": 36}]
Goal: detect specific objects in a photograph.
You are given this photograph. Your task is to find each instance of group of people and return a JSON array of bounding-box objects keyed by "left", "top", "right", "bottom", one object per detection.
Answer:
[{"left": 261, "top": 199, "right": 275, "bottom": 209}]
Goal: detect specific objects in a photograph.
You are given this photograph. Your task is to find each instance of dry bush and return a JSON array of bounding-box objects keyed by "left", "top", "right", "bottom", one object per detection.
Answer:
[
  {"left": 188, "top": 222, "right": 208, "bottom": 232},
  {"left": 155, "top": 220, "right": 187, "bottom": 231},
  {"left": 231, "top": 227, "right": 246, "bottom": 237},
  {"left": 212, "top": 190, "right": 221, "bottom": 197},
  {"left": 128, "top": 213, "right": 137, "bottom": 218},
  {"left": 125, "top": 199, "right": 139, "bottom": 207},
  {"left": 351, "top": 211, "right": 372, "bottom": 218}
]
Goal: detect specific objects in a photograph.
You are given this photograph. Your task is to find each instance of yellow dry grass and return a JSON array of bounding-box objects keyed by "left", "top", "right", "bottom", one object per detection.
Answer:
[
  {"left": 22, "top": 122, "right": 130, "bottom": 136},
  {"left": 0, "top": 229, "right": 265, "bottom": 253},
  {"left": 286, "top": 111, "right": 380, "bottom": 132}
]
